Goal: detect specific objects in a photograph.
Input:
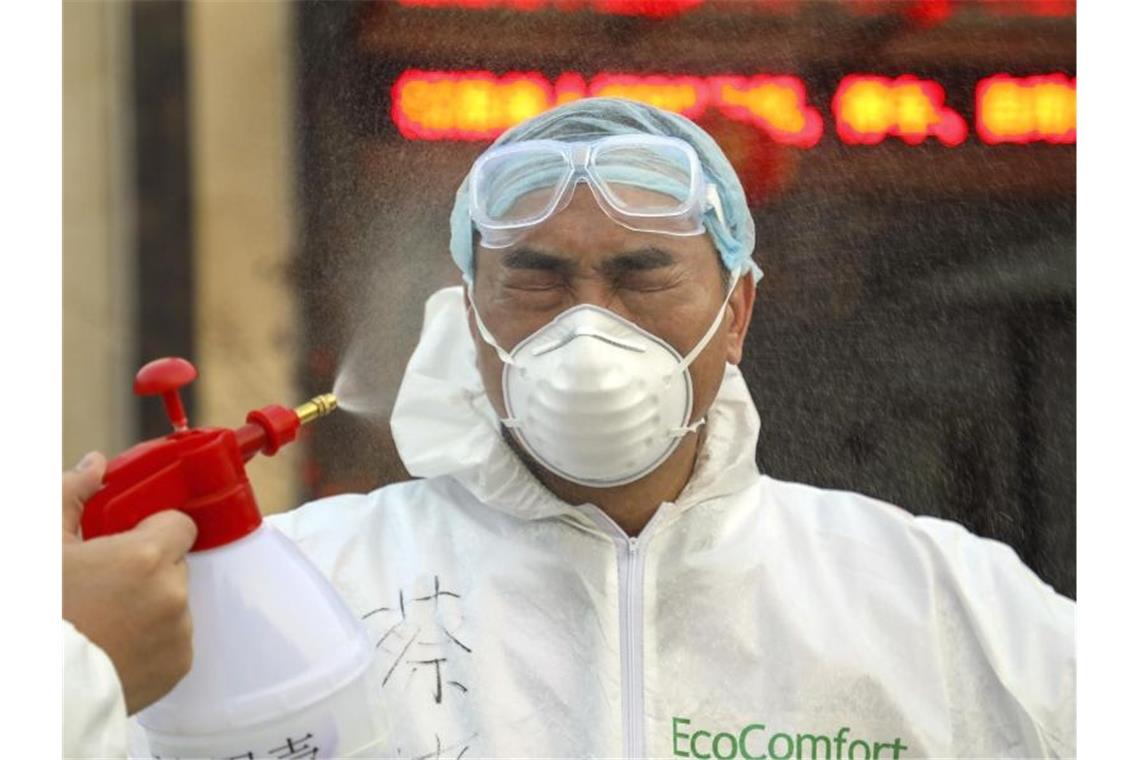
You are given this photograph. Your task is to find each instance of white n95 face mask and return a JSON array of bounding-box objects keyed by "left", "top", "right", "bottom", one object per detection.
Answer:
[{"left": 467, "top": 273, "right": 739, "bottom": 487}]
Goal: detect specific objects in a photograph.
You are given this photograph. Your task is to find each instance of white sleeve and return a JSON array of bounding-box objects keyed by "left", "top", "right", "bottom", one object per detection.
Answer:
[
  {"left": 916, "top": 515, "right": 1076, "bottom": 757},
  {"left": 63, "top": 620, "right": 128, "bottom": 759}
]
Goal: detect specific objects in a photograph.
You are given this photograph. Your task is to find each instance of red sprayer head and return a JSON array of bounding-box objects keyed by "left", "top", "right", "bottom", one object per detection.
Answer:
[{"left": 80, "top": 357, "right": 337, "bottom": 551}]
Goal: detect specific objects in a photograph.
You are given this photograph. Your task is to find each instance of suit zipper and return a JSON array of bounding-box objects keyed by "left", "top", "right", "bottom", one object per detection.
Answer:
[
  {"left": 621, "top": 533, "right": 645, "bottom": 759},
  {"left": 578, "top": 505, "right": 664, "bottom": 759}
]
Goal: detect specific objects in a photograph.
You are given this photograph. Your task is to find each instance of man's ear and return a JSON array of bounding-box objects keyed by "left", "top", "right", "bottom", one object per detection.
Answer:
[{"left": 725, "top": 270, "right": 757, "bottom": 366}]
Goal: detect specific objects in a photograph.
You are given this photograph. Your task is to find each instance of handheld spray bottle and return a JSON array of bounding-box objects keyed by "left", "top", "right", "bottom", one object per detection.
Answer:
[{"left": 81, "top": 357, "right": 385, "bottom": 759}]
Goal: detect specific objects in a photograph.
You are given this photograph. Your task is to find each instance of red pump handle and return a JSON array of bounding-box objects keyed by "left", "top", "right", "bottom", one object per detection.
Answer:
[{"left": 134, "top": 357, "right": 198, "bottom": 431}]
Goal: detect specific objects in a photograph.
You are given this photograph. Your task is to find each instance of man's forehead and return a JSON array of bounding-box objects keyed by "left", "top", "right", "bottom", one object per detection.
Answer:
[
  {"left": 506, "top": 180, "right": 680, "bottom": 206},
  {"left": 484, "top": 186, "right": 712, "bottom": 263}
]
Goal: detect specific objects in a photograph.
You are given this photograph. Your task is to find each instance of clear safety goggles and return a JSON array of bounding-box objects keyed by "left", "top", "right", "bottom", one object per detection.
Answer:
[{"left": 469, "top": 134, "right": 726, "bottom": 249}]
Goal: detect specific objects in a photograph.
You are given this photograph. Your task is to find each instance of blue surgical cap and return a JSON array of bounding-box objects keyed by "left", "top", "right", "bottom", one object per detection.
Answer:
[{"left": 449, "top": 97, "right": 761, "bottom": 280}]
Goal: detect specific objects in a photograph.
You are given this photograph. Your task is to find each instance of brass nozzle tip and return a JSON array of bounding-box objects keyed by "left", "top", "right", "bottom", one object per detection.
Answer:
[{"left": 295, "top": 393, "right": 338, "bottom": 425}]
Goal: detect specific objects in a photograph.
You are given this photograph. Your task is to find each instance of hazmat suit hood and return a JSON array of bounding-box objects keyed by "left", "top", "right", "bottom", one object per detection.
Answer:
[{"left": 389, "top": 285, "right": 762, "bottom": 524}]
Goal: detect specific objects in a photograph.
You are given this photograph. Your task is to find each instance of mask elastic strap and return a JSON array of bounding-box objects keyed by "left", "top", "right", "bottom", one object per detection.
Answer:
[
  {"left": 465, "top": 279, "right": 524, "bottom": 429},
  {"left": 668, "top": 418, "right": 706, "bottom": 438},
  {"left": 464, "top": 278, "right": 517, "bottom": 367},
  {"left": 674, "top": 269, "right": 741, "bottom": 376},
  {"left": 662, "top": 269, "right": 741, "bottom": 438}
]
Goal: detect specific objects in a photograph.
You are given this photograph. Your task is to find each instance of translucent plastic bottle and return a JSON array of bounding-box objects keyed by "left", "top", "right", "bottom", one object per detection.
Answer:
[{"left": 135, "top": 523, "right": 387, "bottom": 759}]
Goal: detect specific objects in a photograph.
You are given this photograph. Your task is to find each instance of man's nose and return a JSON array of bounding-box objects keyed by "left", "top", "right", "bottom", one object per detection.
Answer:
[{"left": 568, "top": 278, "right": 634, "bottom": 321}]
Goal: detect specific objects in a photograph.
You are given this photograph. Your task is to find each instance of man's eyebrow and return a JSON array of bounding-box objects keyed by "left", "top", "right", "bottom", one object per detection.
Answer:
[
  {"left": 501, "top": 247, "right": 575, "bottom": 275},
  {"left": 599, "top": 247, "right": 677, "bottom": 276}
]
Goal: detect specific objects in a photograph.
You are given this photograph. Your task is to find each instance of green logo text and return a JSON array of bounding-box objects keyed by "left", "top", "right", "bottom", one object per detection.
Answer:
[{"left": 671, "top": 716, "right": 908, "bottom": 760}]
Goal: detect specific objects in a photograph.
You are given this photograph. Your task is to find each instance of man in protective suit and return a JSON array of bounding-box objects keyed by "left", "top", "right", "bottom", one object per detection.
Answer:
[{"left": 271, "top": 97, "right": 1073, "bottom": 759}]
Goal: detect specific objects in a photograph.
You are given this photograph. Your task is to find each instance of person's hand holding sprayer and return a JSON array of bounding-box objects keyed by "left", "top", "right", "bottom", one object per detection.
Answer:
[{"left": 62, "top": 452, "right": 198, "bottom": 715}]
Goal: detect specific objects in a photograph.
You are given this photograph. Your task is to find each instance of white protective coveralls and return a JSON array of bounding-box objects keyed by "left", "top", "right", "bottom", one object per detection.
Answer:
[
  {"left": 63, "top": 621, "right": 128, "bottom": 758},
  {"left": 270, "top": 286, "right": 1075, "bottom": 760}
]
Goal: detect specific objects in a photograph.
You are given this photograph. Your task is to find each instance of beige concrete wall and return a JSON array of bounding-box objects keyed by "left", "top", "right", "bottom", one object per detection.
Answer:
[
  {"left": 188, "top": 2, "right": 300, "bottom": 514},
  {"left": 63, "top": 1, "right": 135, "bottom": 467}
]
